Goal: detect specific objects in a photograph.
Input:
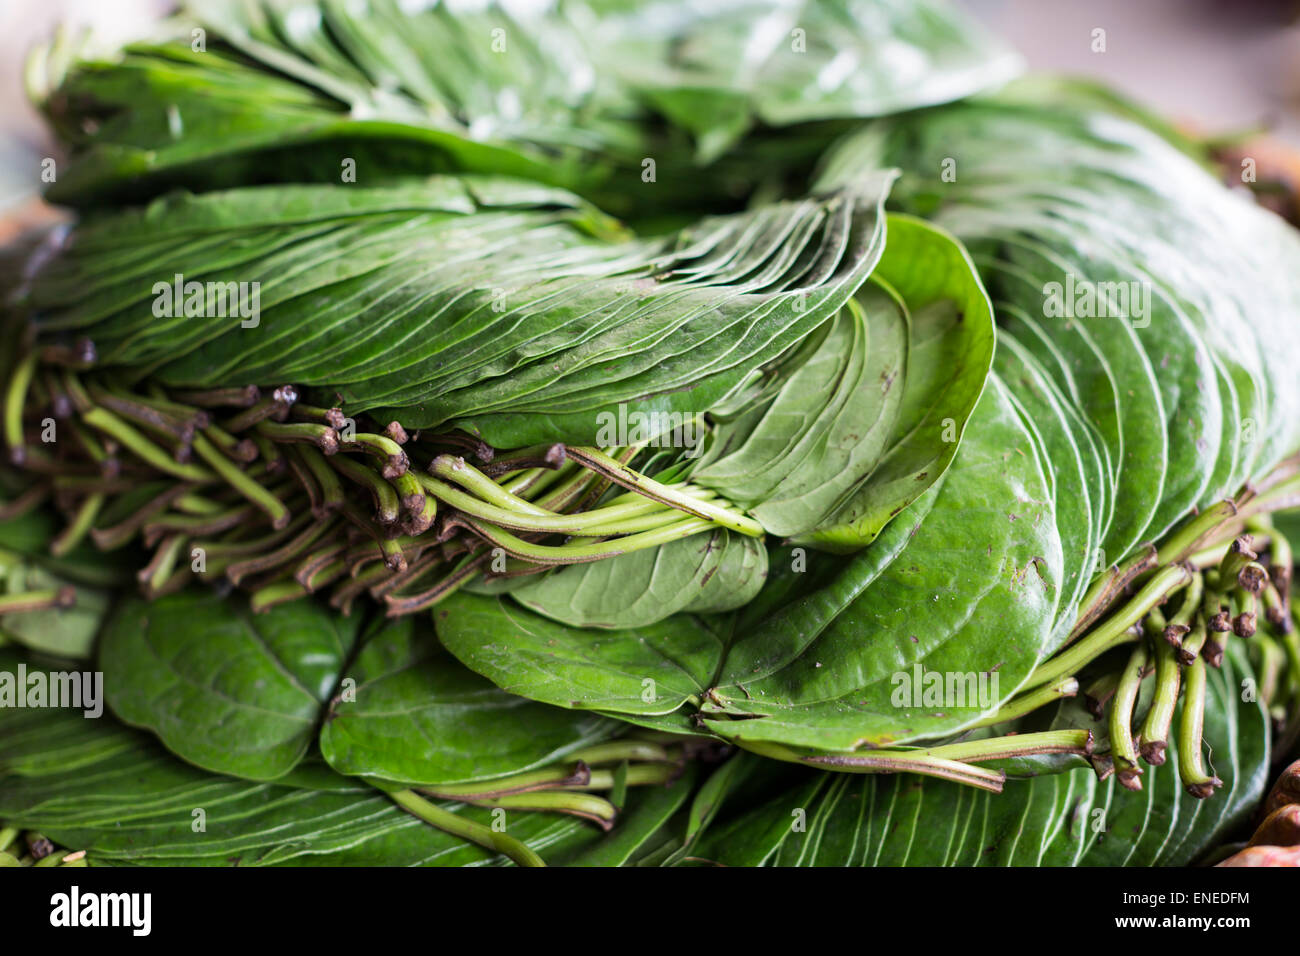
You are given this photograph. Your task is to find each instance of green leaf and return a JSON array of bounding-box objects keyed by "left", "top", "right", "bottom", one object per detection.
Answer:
[
  {"left": 855, "top": 94, "right": 1300, "bottom": 557},
  {"left": 692, "top": 287, "right": 908, "bottom": 538},
  {"left": 699, "top": 374, "right": 1062, "bottom": 749},
  {"left": 98, "top": 590, "right": 362, "bottom": 781},
  {"left": 319, "top": 614, "right": 618, "bottom": 786},
  {"left": 436, "top": 593, "right": 725, "bottom": 717},
  {"left": 791, "top": 213, "right": 997, "bottom": 550},
  {"left": 0, "top": 651, "right": 134, "bottom": 776},
  {"left": 507, "top": 527, "right": 768, "bottom": 628}
]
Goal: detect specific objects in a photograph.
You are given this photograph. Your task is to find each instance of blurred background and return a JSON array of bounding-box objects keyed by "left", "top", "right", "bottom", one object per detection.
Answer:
[{"left": 3, "top": 0, "right": 1300, "bottom": 219}]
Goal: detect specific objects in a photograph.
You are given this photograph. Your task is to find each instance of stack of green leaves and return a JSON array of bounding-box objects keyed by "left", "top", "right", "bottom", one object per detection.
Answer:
[{"left": 2, "top": 0, "right": 1299, "bottom": 867}]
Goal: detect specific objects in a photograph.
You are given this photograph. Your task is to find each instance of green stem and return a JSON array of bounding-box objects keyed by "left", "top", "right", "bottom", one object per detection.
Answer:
[
  {"left": 968, "top": 677, "right": 1078, "bottom": 729},
  {"left": 454, "top": 513, "right": 715, "bottom": 565},
  {"left": 423, "top": 765, "right": 592, "bottom": 800},
  {"left": 432, "top": 471, "right": 685, "bottom": 533},
  {"left": 139, "top": 533, "right": 186, "bottom": 596},
  {"left": 169, "top": 385, "right": 260, "bottom": 408},
  {"left": 389, "top": 789, "right": 545, "bottom": 867},
  {"left": 223, "top": 394, "right": 291, "bottom": 434},
  {"left": 1070, "top": 545, "right": 1158, "bottom": 640},
  {"left": 1177, "top": 619, "right": 1209, "bottom": 666},
  {"left": 467, "top": 791, "right": 619, "bottom": 829},
  {"left": 293, "top": 444, "right": 344, "bottom": 512},
  {"left": 913, "top": 729, "right": 1094, "bottom": 763},
  {"left": 4, "top": 352, "right": 37, "bottom": 464},
  {"left": 345, "top": 433, "right": 409, "bottom": 479},
  {"left": 82, "top": 406, "right": 213, "bottom": 482},
  {"left": 0, "top": 587, "right": 76, "bottom": 614},
  {"left": 568, "top": 740, "right": 673, "bottom": 765},
  {"left": 1084, "top": 671, "right": 1121, "bottom": 719},
  {"left": 565, "top": 445, "right": 764, "bottom": 537},
  {"left": 429, "top": 454, "right": 558, "bottom": 516},
  {"left": 1025, "top": 563, "right": 1190, "bottom": 692},
  {"left": 249, "top": 578, "right": 310, "bottom": 613},
  {"left": 1162, "top": 572, "right": 1203, "bottom": 646},
  {"left": 797, "top": 750, "right": 1006, "bottom": 792},
  {"left": 255, "top": 420, "right": 339, "bottom": 455},
  {"left": 1109, "top": 641, "right": 1149, "bottom": 790},
  {"left": 226, "top": 517, "right": 337, "bottom": 585},
  {"left": 381, "top": 550, "right": 487, "bottom": 614},
  {"left": 331, "top": 454, "right": 400, "bottom": 526},
  {"left": 1177, "top": 657, "right": 1222, "bottom": 798},
  {"left": 1217, "top": 536, "right": 1258, "bottom": 590},
  {"left": 50, "top": 493, "right": 104, "bottom": 557},
  {"left": 203, "top": 422, "right": 258, "bottom": 463},
  {"left": 191, "top": 433, "right": 290, "bottom": 529},
  {"left": 1139, "top": 637, "right": 1180, "bottom": 765},
  {"left": 743, "top": 739, "right": 1005, "bottom": 792},
  {"left": 1153, "top": 500, "right": 1239, "bottom": 567}
]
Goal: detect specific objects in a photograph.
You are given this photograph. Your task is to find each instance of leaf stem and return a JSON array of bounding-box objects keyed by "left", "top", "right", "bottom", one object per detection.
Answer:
[
  {"left": 429, "top": 454, "right": 557, "bottom": 516},
  {"left": 82, "top": 406, "right": 213, "bottom": 482},
  {"left": 1026, "top": 563, "right": 1191, "bottom": 692},
  {"left": 968, "top": 677, "right": 1078, "bottom": 728},
  {"left": 565, "top": 445, "right": 764, "bottom": 537},
  {"left": 466, "top": 791, "right": 618, "bottom": 830},
  {"left": 0, "top": 586, "right": 76, "bottom": 614},
  {"left": 1139, "top": 636, "right": 1180, "bottom": 765},
  {"left": 331, "top": 454, "right": 400, "bottom": 525},
  {"left": 450, "top": 513, "right": 716, "bottom": 565},
  {"left": 50, "top": 492, "right": 103, "bottom": 557},
  {"left": 1177, "top": 657, "right": 1222, "bottom": 798},
  {"left": 389, "top": 789, "right": 545, "bottom": 867},
  {"left": 1070, "top": 545, "right": 1157, "bottom": 640},
  {"left": 913, "top": 729, "right": 1094, "bottom": 763},
  {"left": 190, "top": 433, "right": 290, "bottom": 529},
  {"left": 4, "top": 352, "right": 37, "bottom": 464},
  {"left": 1109, "top": 641, "right": 1149, "bottom": 790}
]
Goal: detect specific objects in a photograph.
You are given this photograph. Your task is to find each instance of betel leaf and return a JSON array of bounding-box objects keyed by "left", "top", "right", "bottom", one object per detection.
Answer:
[
  {"left": 506, "top": 526, "right": 768, "bottom": 629},
  {"left": 692, "top": 287, "right": 909, "bottom": 538},
  {"left": 698, "top": 373, "right": 1062, "bottom": 749},
  {"left": 98, "top": 589, "right": 362, "bottom": 781},
  {"left": 855, "top": 91, "right": 1300, "bottom": 558},
  {"left": 600, "top": 0, "right": 1019, "bottom": 161},
  {"left": 319, "top": 613, "right": 618, "bottom": 786},
  {"left": 692, "top": 643, "right": 1268, "bottom": 866},
  {"left": 435, "top": 593, "right": 725, "bottom": 718},
  {"left": 0, "top": 732, "right": 589, "bottom": 867},
  {"left": 27, "top": 170, "right": 895, "bottom": 450},
  {"left": 791, "top": 212, "right": 997, "bottom": 550},
  {"left": 0, "top": 655, "right": 705, "bottom": 867},
  {"left": 0, "top": 501, "right": 118, "bottom": 659},
  {"left": 994, "top": 328, "right": 1098, "bottom": 649}
]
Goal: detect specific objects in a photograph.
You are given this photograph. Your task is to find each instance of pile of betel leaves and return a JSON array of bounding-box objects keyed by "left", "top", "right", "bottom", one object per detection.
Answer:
[{"left": 2, "top": 0, "right": 1299, "bottom": 867}]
